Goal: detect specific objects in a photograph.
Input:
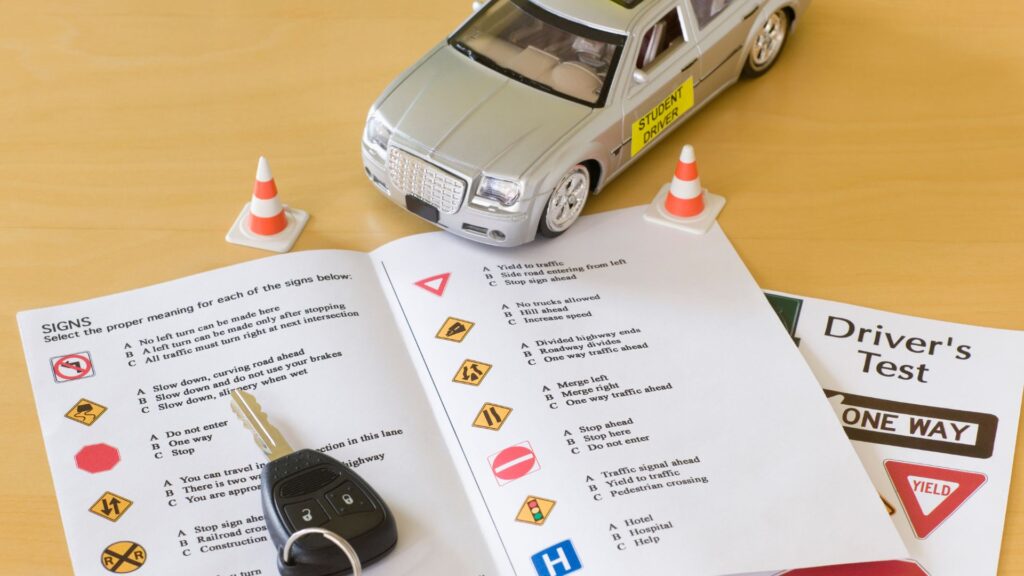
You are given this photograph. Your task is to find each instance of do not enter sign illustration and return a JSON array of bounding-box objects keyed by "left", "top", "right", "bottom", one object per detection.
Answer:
[
  {"left": 488, "top": 442, "right": 541, "bottom": 486},
  {"left": 76, "top": 443, "right": 121, "bottom": 474}
]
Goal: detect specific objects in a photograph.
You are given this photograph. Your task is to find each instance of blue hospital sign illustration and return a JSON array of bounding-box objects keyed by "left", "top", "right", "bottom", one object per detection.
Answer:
[{"left": 531, "top": 540, "right": 582, "bottom": 576}]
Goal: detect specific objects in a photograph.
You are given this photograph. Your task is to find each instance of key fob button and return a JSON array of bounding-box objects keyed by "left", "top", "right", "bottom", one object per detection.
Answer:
[
  {"left": 283, "top": 500, "right": 330, "bottom": 530},
  {"left": 326, "top": 482, "right": 374, "bottom": 515}
]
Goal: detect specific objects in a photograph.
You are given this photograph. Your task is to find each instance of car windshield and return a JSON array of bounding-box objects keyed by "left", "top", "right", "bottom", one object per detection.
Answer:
[{"left": 450, "top": 0, "right": 625, "bottom": 107}]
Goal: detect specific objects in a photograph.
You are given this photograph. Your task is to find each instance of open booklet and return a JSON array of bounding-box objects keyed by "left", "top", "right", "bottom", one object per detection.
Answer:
[{"left": 18, "top": 207, "right": 906, "bottom": 575}]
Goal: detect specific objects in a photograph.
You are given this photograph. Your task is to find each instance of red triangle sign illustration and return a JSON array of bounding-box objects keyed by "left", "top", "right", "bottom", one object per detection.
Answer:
[
  {"left": 782, "top": 559, "right": 929, "bottom": 575},
  {"left": 414, "top": 273, "right": 451, "bottom": 297},
  {"left": 884, "top": 460, "right": 986, "bottom": 539}
]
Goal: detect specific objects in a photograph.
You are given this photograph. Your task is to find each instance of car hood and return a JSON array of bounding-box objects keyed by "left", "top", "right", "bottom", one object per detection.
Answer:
[{"left": 377, "top": 45, "right": 591, "bottom": 181}]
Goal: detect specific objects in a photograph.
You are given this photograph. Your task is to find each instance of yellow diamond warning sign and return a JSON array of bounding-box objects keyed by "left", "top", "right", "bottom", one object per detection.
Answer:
[
  {"left": 453, "top": 359, "right": 492, "bottom": 386},
  {"left": 65, "top": 398, "right": 108, "bottom": 427},
  {"left": 90, "top": 491, "right": 133, "bottom": 522},
  {"left": 436, "top": 317, "right": 474, "bottom": 343},
  {"left": 473, "top": 403, "right": 512, "bottom": 431},
  {"left": 631, "top": 76, "right": 694, "bottom": 157},
  {"left": 516, "top": 496, "right": 556, "bottom": 525},
  {"left": 101, "top": 540, "right": 146, "bottom": 573}
]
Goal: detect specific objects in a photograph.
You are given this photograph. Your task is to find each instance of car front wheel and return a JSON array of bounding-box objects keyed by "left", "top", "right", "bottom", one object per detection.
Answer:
[
  {"left": 538, "top": 165, "right": 590, "bottom": 238},
  {"left": 742, "top": 9, "right": 790, "bottom": 78}
]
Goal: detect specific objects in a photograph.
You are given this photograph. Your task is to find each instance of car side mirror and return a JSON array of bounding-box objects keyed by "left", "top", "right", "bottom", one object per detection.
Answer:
[
  {"left": 632, "top": 70, "right": 648, "bottom": 85},
  {"left": 472, "top": 1, "right": 484, "bottom": 10}
]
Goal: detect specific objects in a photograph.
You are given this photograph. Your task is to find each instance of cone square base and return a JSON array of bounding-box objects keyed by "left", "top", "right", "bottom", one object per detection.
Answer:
[
  {"left": 643, "top": 183, "right": 725, "bottom": 235},
  {"left": 225, "top": 203, "right": 308, "bottom": 253}
]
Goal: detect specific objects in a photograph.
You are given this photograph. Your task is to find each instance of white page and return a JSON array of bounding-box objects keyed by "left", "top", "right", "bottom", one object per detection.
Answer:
[
  {"left": 17, "top": 250, "right": 498, "bottom": 575},
  {"left": 765, "top": 291, "right": 1024, "bottom": 576},
  {"left": 371, "top": 206, "right": 907, "bottom": 576}
]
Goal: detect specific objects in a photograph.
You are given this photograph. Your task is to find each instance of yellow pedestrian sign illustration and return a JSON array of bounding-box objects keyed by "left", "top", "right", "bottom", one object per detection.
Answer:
[
  {"left": 90, "top": 491, "right": 133, "bottom": 522},
  {"left": 436, "top": 317, "right": 474, "bottom": 343},
  {"left": 454, "top": 359, "right": 492, "bottom": 386},
  {"left": 101, "top": 541, "right": 146, "bottom": 573},
  {"left": 473, "top": 403, "right": 512, "bottom": 431},
  {"left": 65, "top": 398, "right": 108, "bottom": 427},
  {"left": 516, "top": 496, "right": 556, "bottom": 525}
]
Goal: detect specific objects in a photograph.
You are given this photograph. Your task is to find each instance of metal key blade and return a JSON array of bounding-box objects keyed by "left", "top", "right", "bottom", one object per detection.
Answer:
[{"left": 230, "top": 389, "right": 293, "bottom": 460}]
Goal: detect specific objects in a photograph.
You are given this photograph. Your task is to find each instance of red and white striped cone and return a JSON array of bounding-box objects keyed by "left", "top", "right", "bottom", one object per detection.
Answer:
[
  {"left": 643, "top": 144, "right": 725, "bottom": 235},
  {"left": 226, "top": 156, "right": 309, "bottom": 253}
]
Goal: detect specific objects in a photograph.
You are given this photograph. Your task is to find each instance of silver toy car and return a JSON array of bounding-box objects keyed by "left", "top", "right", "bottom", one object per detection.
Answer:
[{"left": 363, "top": 0, "right": 809, "bottom": 246}]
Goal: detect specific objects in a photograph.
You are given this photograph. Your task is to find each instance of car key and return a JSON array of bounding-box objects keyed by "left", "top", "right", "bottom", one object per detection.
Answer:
[{"left": 230, "top": 389, "right": 398, "bottom": 576}]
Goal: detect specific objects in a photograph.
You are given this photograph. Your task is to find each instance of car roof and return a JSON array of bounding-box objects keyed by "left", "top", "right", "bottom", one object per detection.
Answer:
[{"left": 528, "top": 0, "right": 660, "bottom": 34}]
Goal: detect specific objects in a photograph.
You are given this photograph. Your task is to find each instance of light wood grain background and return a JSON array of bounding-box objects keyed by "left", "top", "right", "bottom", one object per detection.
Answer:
[{"left": 1, "top": 0, "right": 1022, "bottom": 573}]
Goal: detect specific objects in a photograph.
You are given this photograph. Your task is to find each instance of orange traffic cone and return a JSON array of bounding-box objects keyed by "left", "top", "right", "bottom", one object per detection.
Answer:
[
  {"left": 226, "top": 156, "right": 309, "bottom": 252},
  {"left": 643, "top": 144, "right": 725, "bottom": 235}
]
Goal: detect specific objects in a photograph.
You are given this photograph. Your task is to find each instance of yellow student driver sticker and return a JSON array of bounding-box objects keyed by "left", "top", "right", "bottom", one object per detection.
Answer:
[{"left": 631, "top": 76, "right": 694, "bottom": 157}]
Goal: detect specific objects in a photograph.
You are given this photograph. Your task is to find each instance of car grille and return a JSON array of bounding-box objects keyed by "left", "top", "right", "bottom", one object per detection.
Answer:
[{"left": 387, "top": 147, "right": 467, "bottom": 215}]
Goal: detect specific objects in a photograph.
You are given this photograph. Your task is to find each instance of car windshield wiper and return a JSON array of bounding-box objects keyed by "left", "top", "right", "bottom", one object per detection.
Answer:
[{"left": 451, "top": 39, "right": 573, "bottom": 103}]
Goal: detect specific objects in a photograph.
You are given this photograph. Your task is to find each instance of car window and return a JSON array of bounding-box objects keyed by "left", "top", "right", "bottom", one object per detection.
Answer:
[
  {"left": 689, "top": 0, "right": 737, "bottom": 29},
  {"left": 450, "top": 0, "right": 625, "bottom": 107},
  {"left": 636, "top": 8, "right": 686, "bottom": 71}
]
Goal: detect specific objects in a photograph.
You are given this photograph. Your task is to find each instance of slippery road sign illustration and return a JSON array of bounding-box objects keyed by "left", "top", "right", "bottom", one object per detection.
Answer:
[
  {"left": 473, "top": 403, "right": 512, "bottom": 431},
  {"left": 51, "top": 351, "right": 95, "bottom": 382},
  {"left": 885, "top": 460, "right": 986, "bottom": 539},
  {"left": 414, "top": 272, "right": 451, "bottom": 296},
  {"left": 454, "top": 359, "right": 492, "bottom": 386},
  {"left": 65, "top": 398, "right": 108, "bottom": 426},
  {"left": 516, "top": 496, "right": 556, "bottom": 526},
  {"left": 101, "top": 541, "right": 147, "bottom": 573},
  {"left": 89, "top": 491, "right": 133, "bottom": 522},
  {"left": 436, "top": 317, "right": 474, "bottom": 343}
]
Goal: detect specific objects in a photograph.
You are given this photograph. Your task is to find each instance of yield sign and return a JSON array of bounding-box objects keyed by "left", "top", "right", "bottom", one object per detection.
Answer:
[
  {"left": 885, "top": 460, "right": 986, "bottom": 539},
  {"left": 782, "top": 559, "right": 929, "bottom": 575},
  {"left": 414, "top": 272, "right": 451, "bottom": 296}
]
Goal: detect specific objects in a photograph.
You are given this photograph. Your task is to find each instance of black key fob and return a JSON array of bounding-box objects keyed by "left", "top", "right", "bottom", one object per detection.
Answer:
[{"left": 262, "top": 449, "right": 398, "bottom": 575}]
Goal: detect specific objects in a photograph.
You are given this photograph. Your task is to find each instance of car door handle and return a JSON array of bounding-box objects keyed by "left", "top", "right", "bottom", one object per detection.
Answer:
[
  {"left": 743, "top": 4, "right": 760, "bottom": 19},
  {"left": 681, "top": 59, "right": 697, "bottom": 74}
]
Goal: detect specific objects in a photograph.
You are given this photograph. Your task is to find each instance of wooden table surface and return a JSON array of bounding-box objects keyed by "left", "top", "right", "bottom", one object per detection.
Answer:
[{"left": 2, "top": 0, "right": 1022, "bottom": 573}]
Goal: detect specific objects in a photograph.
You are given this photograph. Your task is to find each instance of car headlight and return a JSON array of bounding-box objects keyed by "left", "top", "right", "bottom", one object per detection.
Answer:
[
  {"left": 365, "top": 112, "right": 392, "bottom": 154},
  {"left": 474, "top": 176, "right": 522, "bottom": 209}
]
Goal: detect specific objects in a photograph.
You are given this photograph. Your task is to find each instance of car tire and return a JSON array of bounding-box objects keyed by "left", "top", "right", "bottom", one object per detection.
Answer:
[
  {"left": 741, "top": 8, "right": 790, "bottom": 79},
  {"left": 538, "top": 164, "right": 590, "bottom": 238}
]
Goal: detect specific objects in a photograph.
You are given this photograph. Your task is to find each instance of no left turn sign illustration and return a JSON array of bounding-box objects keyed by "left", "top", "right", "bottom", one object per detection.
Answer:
[{"left": 50, "top": 351, "right": 96, "bottom": 382}]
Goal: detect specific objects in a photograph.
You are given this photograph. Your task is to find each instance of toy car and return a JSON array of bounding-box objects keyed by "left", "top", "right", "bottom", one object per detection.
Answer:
[{"left": 363, "top": 0, "right": 809, "bottom": 246}]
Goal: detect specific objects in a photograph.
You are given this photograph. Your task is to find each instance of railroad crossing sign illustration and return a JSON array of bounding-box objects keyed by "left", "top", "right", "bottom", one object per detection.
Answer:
[
  {"left": 488, "top": 441, "right": 541, "bottom": 486},
  {"left": 435, "top": 317, "right": 474, "bottom": 343},
  {"left": 453, "top": 359, "right": 492, "bottom": 385},
  {"left": 50, "top": 351, "right": 95, "bottom": 382},
  {"left": 89, "top": 491, "right": 133, "bottom": 522},
  {"left": 75, "top": 443, "right": 121, "bottom": 474},
  {"left": 516, "top": 496, "right": 556, "bottom": 526},
  {"left": 101, "top": 541, "right": 147, "bottom": 573},
  {"left": 885, "top": 460, "right": 987, "bottom": 538},
  {"left": 64, "top": 398, "right": 108, "bottom": 427},
  {"left": 414, "top": 272, "right": 451, "bottom": 296},
  {"left": 473, "top": 403, "right": 512, "bottom": 431}
]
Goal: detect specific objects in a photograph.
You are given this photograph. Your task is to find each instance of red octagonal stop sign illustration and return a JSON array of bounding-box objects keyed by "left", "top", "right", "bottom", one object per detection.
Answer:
[{"left": 75, "top": 443, "right": 121, "bottom": 474}]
